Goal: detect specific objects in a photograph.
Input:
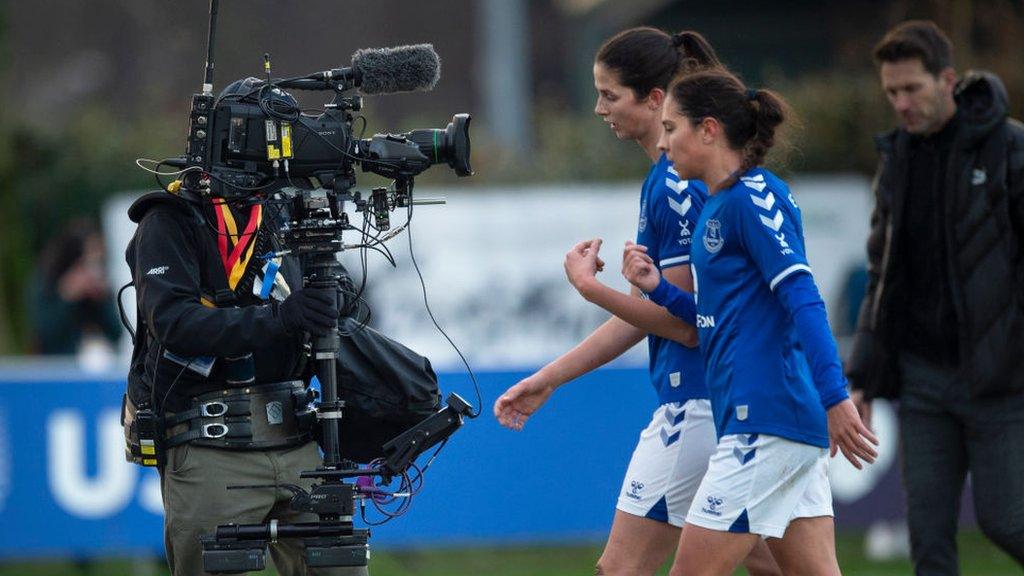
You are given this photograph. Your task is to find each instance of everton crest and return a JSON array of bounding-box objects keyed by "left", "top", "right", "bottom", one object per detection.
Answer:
[{"left": 703, "top": 219, "right": 724, "bottom": 253}]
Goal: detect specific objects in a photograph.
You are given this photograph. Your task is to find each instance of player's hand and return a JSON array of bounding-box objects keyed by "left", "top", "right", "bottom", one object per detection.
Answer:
[
  {"left": 827, "top": 398, "right": 879, "bottom": 469},
  {"left": 493, "top": 375, "right": 556, "bottom": 431},
  {"left": 850, "top": 389, "right": 873, "bottom": 431},
  {"left": 621, "top": 241, "right": 660, "bottom": 293},
  {"left": 564, "top": 239, "right": 605, "bottom": 293}
]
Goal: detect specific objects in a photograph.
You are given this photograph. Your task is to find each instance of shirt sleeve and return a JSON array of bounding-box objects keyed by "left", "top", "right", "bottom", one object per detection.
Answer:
[
  {"left": 134, "top": 208, "right": 289, "bottom": 357},
  {"left": 733, "top": 182, "right": 812, "bottom": 291},
  {"left": 647, "top": 277, "right": 698, "bottom": 325},
  {"left": 775, "top": 272, "right": 850, "bottom": 409},
  {"left": 651, "top": 177, "right": 703, "bottom": 270}
]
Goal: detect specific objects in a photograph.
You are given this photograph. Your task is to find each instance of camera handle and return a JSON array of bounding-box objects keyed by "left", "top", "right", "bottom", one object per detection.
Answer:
[{"left": 307, "top": 251, "right": 347, "bottom": 470}]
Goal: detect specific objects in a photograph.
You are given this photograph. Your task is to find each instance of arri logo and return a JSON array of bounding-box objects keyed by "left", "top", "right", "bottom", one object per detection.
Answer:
[{"left": 146, "top": 266, "right": 169, "bottom": 276}]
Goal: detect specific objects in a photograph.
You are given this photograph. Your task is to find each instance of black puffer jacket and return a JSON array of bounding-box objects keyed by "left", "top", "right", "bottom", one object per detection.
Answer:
[{"left": 847, "top": 70, "right": 1024, "bottom": 400}]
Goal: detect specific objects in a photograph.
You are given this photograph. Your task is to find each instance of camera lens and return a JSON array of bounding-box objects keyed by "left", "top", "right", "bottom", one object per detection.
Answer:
[{"left": 406, "top": 113, "right": 473, "bottom": 177}]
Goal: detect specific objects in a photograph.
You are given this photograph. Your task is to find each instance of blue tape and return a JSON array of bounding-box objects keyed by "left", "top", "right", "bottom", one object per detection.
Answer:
[{"left": 260, "top": 259, "right": 280, "bottom": 300}]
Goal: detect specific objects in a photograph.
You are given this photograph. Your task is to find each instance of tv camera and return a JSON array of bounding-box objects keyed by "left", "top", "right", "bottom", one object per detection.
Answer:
[{"left": 150, "top": 1, "right": 476, "bottom": 571}]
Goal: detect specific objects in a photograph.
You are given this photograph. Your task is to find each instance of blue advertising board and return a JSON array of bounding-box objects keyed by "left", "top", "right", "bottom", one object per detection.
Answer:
[{"left": 0, "top": 364, "right": 917, "bottom": 560}]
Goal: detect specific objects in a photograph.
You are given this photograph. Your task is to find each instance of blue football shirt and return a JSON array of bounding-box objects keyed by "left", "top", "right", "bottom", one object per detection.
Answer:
[
  {"left": 637, "top": 154, "right": 709, "bottom": 405},
  {"left": 690, "top": 167, "right": 830, "bottom": 447}
]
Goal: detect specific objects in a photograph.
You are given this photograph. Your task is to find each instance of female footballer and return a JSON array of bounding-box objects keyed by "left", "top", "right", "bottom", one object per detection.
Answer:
[
  {"left": 493, "top": 28, "right": 778, "bottom": 576},
  {"left": 622, "top": 68, "right": 878, "bottom": 576}
]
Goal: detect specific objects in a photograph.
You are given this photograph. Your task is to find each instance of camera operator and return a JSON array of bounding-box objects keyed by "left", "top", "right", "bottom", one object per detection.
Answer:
[{"left": 125, "top": 172, "right": 362, "bottom": 575}]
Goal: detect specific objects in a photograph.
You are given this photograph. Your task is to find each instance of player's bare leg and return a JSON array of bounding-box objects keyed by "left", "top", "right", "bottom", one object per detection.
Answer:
[
  {"left": 595, "top": 511, "right": 681, "bottom": 575},
  {"left": 765, "top": 516, "right": 841, "bottom": 576},
  {"left": 743, "top": 538, "right": 783, "bottom": 576},
  {"left": 668, "top": 523, "right": 761, "bottom": 576}
]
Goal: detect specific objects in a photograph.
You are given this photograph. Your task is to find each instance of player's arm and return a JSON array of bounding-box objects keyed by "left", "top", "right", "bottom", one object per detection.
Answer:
[
  {"left": 775, "top": 272, "right": 879, "bottom": 468},
  {"left": 566, "top": 239, "right": 697, "bottom": 347},
  {"left": 577, "top": 267, "right": 697, "bottom": 347},
  {"left": 532, "top": 315, "right": 645, "bottom": 389},
  {"left": 622, "top": 243, "right": 697, "bottom": 325},
  {"left": 494, "top": 315, "right": 644, "bottom": 430}
]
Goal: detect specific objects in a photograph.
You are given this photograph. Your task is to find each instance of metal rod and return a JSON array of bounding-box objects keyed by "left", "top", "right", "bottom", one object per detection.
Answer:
[{"left": 203, "top": 0, "right": 220, "bottom": 94}]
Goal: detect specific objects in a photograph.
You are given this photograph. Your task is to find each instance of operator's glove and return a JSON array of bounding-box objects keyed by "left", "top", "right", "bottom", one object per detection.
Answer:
[{"left": 279, "top": 287, "right": 339, "bottom": 336}]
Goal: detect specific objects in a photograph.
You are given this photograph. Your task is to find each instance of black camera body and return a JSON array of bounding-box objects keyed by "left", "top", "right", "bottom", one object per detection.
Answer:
[{"left": 181, "top": 75, "right": 471, "bottom": 200}]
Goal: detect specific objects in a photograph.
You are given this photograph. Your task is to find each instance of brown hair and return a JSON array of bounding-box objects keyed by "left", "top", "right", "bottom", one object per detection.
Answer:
[
  {"left": 596, "top": 28, "right": 721, "bottom": 98},
  {"left": 668, "top": 68, "right": 789, "bottom": 175},
  {"left": 873, "top": 20, "right": 953, "bottom": 76}
]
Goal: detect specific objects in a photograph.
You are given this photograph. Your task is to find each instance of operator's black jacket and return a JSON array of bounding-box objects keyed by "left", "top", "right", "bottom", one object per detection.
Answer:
[
  {"left": 125, "top": 192, "right": 306, "bottom": 413},
  {"left": 847, "top": 70, "right": 1024, "bottom": 400}
]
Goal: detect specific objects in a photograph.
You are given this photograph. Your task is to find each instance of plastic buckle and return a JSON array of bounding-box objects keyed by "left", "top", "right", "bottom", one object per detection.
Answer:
[
  {"left": 202, "top": 423, "right": 229, "bottom": 439},
  {"left": 201, "top": 401, "right": 229, "bottom": 417}
]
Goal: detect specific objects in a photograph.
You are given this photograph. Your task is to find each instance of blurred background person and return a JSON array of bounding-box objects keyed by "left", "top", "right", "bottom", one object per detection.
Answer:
[{"left": 26, "top": 217, "right": 121, "bottom": 359}]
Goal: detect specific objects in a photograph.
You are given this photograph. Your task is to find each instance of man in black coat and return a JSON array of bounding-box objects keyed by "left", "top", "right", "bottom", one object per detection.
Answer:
[{"left": 847, "top": 20, "right": 1024, "bottom": 574}]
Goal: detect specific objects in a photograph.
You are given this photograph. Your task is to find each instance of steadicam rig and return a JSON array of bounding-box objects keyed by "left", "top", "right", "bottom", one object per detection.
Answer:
[{"left": 138, "top": 1, "right": 478, "bottom": 572}]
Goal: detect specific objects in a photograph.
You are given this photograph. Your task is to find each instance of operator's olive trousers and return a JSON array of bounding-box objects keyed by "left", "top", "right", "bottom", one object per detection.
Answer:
[{"left": 160, "top": 441, "right": 369, "bottom": 576}]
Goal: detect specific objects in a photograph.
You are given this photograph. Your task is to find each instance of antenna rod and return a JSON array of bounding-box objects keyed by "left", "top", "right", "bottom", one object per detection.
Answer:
[{"left": 203, "top": 0, "right": 220, "bottom": 95}]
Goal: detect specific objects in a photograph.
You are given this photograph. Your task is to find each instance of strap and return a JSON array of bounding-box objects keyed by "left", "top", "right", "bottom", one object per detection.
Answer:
[
  {"left": 212, "top": 200, "right": 263, "bottom": 290},
  {"left": 163, "top": 381, "right": 311, "bottom": 449},
  {"left": 164, "top": 399, "right": 251, "bottom": 426},
  {"left": 166, "top": 420, "right": 254, "bottom": 448}
]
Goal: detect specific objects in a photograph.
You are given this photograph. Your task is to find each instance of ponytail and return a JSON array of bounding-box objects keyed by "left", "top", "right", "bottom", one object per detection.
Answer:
[
  {"left": 741, "top": 89, "right": 787, "bottom": 173},
  {"left": 668, "top": 70, "right": 790, "bottom": 174},
  {"left": 672, "top": 31, "right": 721, "bottom": 73},
  {"left": 596, "top": 27, "right": 721, "bottom": 98}
]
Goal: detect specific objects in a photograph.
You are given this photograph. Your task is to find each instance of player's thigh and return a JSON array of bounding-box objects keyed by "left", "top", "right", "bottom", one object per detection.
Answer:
[
  {"left": 598, "top": 510, "right": 681, "bottom": 575},
  {"left": 742, "top": 538, "right": 782, "bottom": 576},
  {"left": 765, "top": 516, "right": 840, "bottom": 576},
  {"left": 669, "top": 522, "right": 760, "bottom": 576}
]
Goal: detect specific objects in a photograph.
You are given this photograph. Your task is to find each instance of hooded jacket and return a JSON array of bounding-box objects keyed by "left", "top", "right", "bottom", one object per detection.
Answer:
[
  {"left": 847, "top": 70, "right": 1024, "bottom": 400},
  {"left": 125, "top": 191, "right": 306, "bottom": 413}
]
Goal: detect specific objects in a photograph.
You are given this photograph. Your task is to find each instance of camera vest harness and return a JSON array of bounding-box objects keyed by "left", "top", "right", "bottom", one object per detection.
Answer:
[
  {"left": 163, "top": 380, "right": 315, "bottom": 449},
  {"left": 123, "top": 189, "right": 313, "bottom": 460}
]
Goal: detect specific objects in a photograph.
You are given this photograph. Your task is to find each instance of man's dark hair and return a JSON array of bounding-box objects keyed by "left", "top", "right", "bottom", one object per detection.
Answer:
[{"left": 873, "top": 20, "right": 954, "bottom": 76}]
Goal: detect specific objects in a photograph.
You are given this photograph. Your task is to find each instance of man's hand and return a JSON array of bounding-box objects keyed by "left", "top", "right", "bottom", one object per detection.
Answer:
[
  {"left": 279, "top": 287, "right": 339, "bottom": 336},
  {"left": 827, "top": 398, "right": 879, "bottom": 469},
  {"left": 494, "top": 375, "right": 556, "bottom": 431},
  {"left": 564, "top": 239, "right": 606, "bottom": 296},
  {"left": 621, "top": 241, "right": 660, "bottom": 293}
]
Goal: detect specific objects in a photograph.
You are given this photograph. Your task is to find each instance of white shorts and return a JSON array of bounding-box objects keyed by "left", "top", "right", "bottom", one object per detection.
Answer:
[
  {"left": 685, "top": 433, "right": 833, "bottom": 539},
  {"left": 616, "top": 399, "right": 717, "bottom": 527}
]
